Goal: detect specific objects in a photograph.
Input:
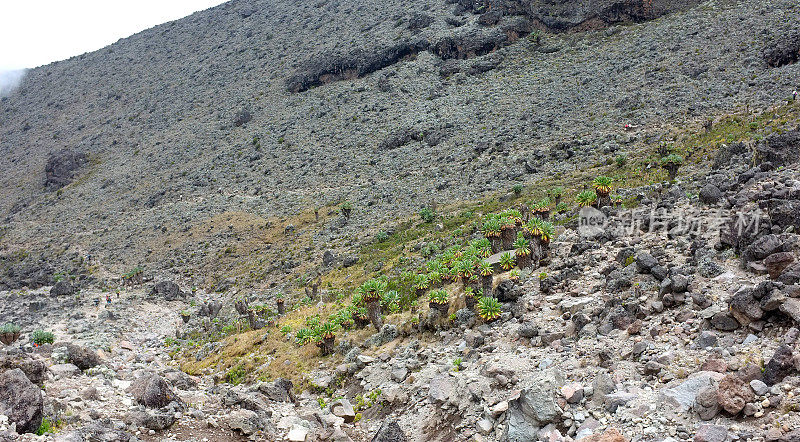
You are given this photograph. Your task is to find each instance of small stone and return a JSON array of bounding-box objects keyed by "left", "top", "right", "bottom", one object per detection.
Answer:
[
  {"left": 477, "top": 418, "right": 493, "bottom": 435},
  {"left": 750, "top": 379, "right": 769, "bottom": 396},
  {"left": 694, "top": 424, "right": 727, "bottom": 442},
  {"left": 287, "top": 424, "right": 309, "bottom": 441},
  {"left": 331, "top": 398, "right": 356, "bottom": 423},
  {"left": 561, "top": 383, "right": 584, "bottom": 404},
  {"left": 696, "top": 331, "right": 718, "bottom": 348}
]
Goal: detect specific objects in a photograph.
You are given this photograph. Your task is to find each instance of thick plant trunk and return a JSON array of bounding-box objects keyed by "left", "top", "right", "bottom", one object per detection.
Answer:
[
  {"left": 465, "top": 296, "right": 477, "bottom": 309},
  {"left": 529, "top": 240, "right": 543, "bottom": 269},
  {"left": 491, "top": 237, "right": 502, "bottom": 254},
  {"left": 320, "top": 336, "right": 335, "bottom": 356},
  {"left": 501, "top": 228, "right": 515, "bottom": 251},
  {"left": 517, "top": 253, "right": 531, "bottom": 269},
  {"left": 482, "top": 275, "right": 493, "bottom": 297},
  {"left": 277, "top": 301, "right": 285, "bottom": 315},
  {"left": 368, "top": 299, "right": 383, "bottom": 330}
]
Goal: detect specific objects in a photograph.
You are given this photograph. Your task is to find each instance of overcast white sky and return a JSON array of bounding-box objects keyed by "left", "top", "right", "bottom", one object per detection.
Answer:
[{"left": 0, "top": 0, "right": 229, "bottom": 72}]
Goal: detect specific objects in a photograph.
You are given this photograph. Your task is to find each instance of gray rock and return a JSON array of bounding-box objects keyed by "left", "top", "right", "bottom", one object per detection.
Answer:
[
  {"left": 127, "top": 373, "right": 179, "bottom": 409},
  {"left": 150, "top": 281, "right": 183, "bottom": 301},
  {"left": 56, "top": 423, "right": 134, "bottom": 442},
  {"left": 331, "top": 398, "right": 356, "bottom": 423},
  {"left": 50, "top": 280, "right": 75, "bottom": 296},
  {"left": 226, "top": 409, "right": 263, "bottom": 436},
  {"left": 694, "top": 385, "right": 720, "bottom": 420},
  {"left": 518, "top": 322, "right": 539, "bottom": 338},
  {"left": 662, "top": 371, "right": 724, "bottom": 411},
  {"left": 50, "top": 363, "right": 81, "bottom": 379},
  {"left": 127, "top": 409, "right": 175, "bottom": 431},
  {"left": 696, "top": 331, "right": 718, "bottom": 348},
  {"left": 503, "top": 369, "right": 563, "bottom": 441},
  {"left": 750, "top": 379, "right": 769, "bottom": 396},
  {"left": 428, "top": 374, "right": 455, "bottom": 403},
  {"left": 699, "top": 184, "right": 723, "bottom": 204},
  {"left": 694, "top": 424, "right": 728, "bottom": 442},
  {"left": 0, "top": 368, "right": 42, "bottom": 434},
  {"left": 604, "top": 391, "right": 637, "bottom": 412},
  {"left": 371, "top": 419, "right": 406, "bottom": 442}
]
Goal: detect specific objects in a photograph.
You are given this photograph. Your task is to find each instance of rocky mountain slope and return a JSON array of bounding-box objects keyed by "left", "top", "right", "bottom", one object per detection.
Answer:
[
  {"left": 1, "top": 120, "right": 799, "bottom": 441},
  {"left": 1, "top": 0, "right": 799, "bottom": 291}
]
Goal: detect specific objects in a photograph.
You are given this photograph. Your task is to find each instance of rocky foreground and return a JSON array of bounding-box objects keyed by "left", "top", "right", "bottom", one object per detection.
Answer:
[{"left": 0, "top": 125, "right": 799, "bottom": 442}]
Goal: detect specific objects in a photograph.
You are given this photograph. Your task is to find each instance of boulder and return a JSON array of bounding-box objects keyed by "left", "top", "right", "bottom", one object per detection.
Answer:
[
  {"left": 126, "top": 409, "right": 175, "bottom": 431},
  {"left": 635, "top": 252, "right": 658, "bottom": 273},
  {"left": 0, "top": 368, "right": 42, "bottom": 434},
  {"left": 710, "top": 311, "right": 739, "bottom": 331},
  {"left": 61, "top": 343, "right": 100, "bottom": 370},
  {"left": 729, "top": 286, "right": 763, "bottom": 324},
  {"left": 57, "top": 423, "right": 134, "bottom": 441},
  {"left": 226, "top": 409, "right": 264, "bottom": 436},
  {"left": 428, "top": 374, "right": 456, "bottom": 403},
  {"left": 716, "top": 374, "right": 754, "bottom": 415},
  {"left": 743, "top": 234, "right": 789, "bottom": 264},
  {"left": 756, "top": 130, "right": 800, "bottom": 166},
  {"left": 694, "top": 424, "right": 728, "bottom": 442},
  {"left": 699, "top": 184, "right": 723, "bottom": 204},
  {"left": 258, "top": 378, "right": 295, "bottom": 403},
  {"left": 694, "top": 385, "right": 720, "bottom": 420},
  {"left": 50, "top": 280, "right": 75, "bottom": 296},
  {"left": 0, "top": 353, "right": 46, "bottom": 386},
  {"left": 150, "top": 281, "right": 183, "bottom": 301},
  {"left": 495, "top": 279, "right": 523, "bottom": 302},
  {"left": 662, "top": 371, "right": 723, "bottom": 411},
  {"left": 765, "top": 252, "right": 795, "bottom": 279},
  {"left": 371, "top": 420, "right": 407, "bottom": 442},
  {"left": 503, "top": 369, "right": 563, "bottom": 441},
  {"left": 127, "top": 373, "right": 179, "bottom": 409},
  {"left": 763, "top": 344, "right": 795, "bottom": 386},
  {"left": 49, "top": 363, "right": 81, "bottom": 379}
]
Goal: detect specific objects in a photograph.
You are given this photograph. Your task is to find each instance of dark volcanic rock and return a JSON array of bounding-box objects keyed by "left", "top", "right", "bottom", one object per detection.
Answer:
[
  {"left": 763, "top": 32, "right": 800, "bottom": 67},
  {"left": 757, "top": 130, "right": 800, "bottom": 167},
  {"left": 0, "top": 352, "right": 46, "bottom": 386},
  {"left": 44, "top": 149, "right": 88, "bottom": 190},
  {"left": 371, "top": 419, "right": 407, "bottom": 442},
  {"left": 50, "top": 279, "right": 75, "bottom": 296},
  {"left": 287, "top": 39, "right": 429, "bottom": 93},
  {"left": 150, "top": 281, "right": 184, "bottom": 301},
  {"left": 763, "top": 344, "right": 795, "bottom": 386},
  {"left": 63, "top": 343, "right": 100, "bottom": 370},
  {"left": 0, "top": 368, "right": 43, "bottom": 434},
  {"left": 699, "top": 184, "right": 722, "bottom": 204}
]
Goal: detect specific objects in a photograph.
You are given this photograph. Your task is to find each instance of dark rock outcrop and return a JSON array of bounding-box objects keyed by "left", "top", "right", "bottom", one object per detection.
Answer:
[
  {"left": 150, "top": 281, "right": 184, "bottom": 301},
  {"left": 50, "top": 279, "right": 75, "bottom": 297},
  {"left": 371, "top": 419, "right": 407, "bottom": 442},
  {"left": 763, "top": 32, "right": 800, "bottom": 67},
  {"left": 44, "top": 149, "right": 88, "bottom": 190},
  {"left": 0, "top": 368, "right": 43, "bottom": 434}
]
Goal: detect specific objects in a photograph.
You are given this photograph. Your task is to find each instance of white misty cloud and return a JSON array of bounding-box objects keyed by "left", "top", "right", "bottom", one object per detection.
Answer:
[{"left": 0, "top": 69, "right": 26, "bottom": 97}]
